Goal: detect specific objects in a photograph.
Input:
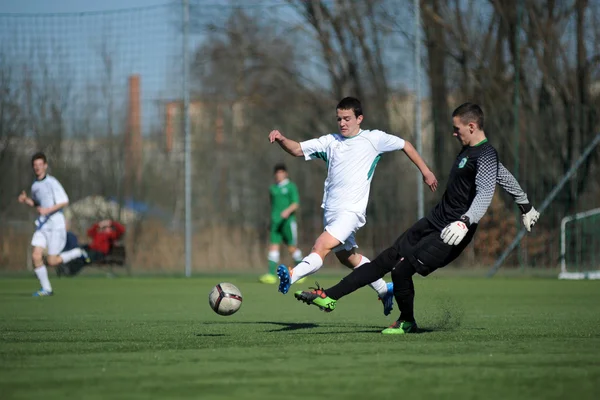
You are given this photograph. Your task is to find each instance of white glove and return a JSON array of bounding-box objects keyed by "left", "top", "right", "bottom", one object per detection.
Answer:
[
  {"left": 521, "top": 206, "right": 540, "bottom": 232},
  {"left": 441, "top": 219, "right": 469, "bottom": 246}
]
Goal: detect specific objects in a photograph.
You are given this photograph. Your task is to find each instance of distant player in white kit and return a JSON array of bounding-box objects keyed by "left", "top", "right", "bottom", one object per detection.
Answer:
[
  {"left": 268, "top": 97, "right": 438, "bottom": 315},
  {"left": 18, "top": 152, "right": 86, "bottom": 296}
]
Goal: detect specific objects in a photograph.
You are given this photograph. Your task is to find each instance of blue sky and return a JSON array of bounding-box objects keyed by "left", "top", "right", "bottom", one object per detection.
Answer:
[
  {"left": 0, "top": 0, "right": 420, "bottom": 137},
  {"left": 0, "top": 1, "right": 187, "bottom": 137},
  {"left": 0, "top": 0, "right": 325, "bottom": 139},
  {"left": 0, "top": 0, "right": 161, "bottom": 14}
]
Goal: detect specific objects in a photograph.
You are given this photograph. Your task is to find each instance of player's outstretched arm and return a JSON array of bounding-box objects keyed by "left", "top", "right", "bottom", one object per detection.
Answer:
[
  {"left": 497, "top": 162, "right": 529, "bottom": 203},
  {"left": 497, "top": 162, "right": 539, "bottom": 232},
  {"left": 268, "top": 130, "right": 303, "bottom": 157},
  {"left": 401, "top": 141, "right": 438, "bottom": 192}
]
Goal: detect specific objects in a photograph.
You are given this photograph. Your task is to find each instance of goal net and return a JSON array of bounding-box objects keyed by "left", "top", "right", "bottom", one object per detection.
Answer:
[{"left": 559, "top": 208, "right": 600, "bottom": 280}]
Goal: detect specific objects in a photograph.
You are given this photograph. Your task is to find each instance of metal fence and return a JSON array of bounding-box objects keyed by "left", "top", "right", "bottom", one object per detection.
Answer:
[{"left": 1, "top": 0, "right": 599, "bottom": 275}]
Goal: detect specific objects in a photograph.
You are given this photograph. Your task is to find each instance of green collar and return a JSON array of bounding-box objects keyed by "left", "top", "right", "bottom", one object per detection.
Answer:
[
  {"left": 473, "top": 138, "right": 488, "bottom": 147},
  {"left": 343, "top": 129, "right": 364, "bottom": 139}
]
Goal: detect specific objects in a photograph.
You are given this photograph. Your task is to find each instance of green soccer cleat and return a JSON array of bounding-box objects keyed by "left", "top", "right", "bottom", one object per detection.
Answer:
[
  {"left": 381, "top": 320, "right": 418, "bottom": 334},
  {"left": 259, "top": 273, "right": 278, "bottom": 284},
  {"left": 294, "top": 284, "right": 336, "bottom": 312}
]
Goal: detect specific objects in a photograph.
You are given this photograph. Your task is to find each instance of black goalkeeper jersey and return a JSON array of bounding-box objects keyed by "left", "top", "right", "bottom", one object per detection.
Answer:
[{"left": 427, "top": 139, "right": 499, "bottom": 231}]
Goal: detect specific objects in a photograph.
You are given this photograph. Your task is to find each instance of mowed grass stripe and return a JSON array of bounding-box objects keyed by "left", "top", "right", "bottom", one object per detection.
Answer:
[{"left": 0, "top": 277, "right": 599, "bottom": 400}]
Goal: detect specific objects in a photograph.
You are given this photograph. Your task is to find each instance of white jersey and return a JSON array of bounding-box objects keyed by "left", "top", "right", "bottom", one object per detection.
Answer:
[
  {"left": 300, "top": 129, "right": 405, "bottom": 214},
  {"left": 31, "top": 175, "right": 69, "bottom": 231}
]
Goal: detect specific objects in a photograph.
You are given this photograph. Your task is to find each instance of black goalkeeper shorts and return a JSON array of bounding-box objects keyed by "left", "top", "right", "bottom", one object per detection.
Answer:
[{"left": 391, "top": 217, "right": 477, "bottom": 277}]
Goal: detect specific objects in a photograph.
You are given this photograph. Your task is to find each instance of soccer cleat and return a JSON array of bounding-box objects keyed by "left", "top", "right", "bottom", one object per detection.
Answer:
[
  {"left": 32, "top": 288, "right": 54, "bottom": 297},
  {"left": 276, "top": 264, "right": 291, "bottom": 294},
  {"left": 294, "top": 284, "right": 336, "bottom": 312},
  {"left": 378, "top": 282, "right": 395, "bottom": 316},
  {"left": 81, "top": 248, "right": 91, "bottom": 264},
  {"left": 381, "top": 320, "right": 418, "bottom": 335},
  {"left": 258, "top": 273, "right": 278, "bottom": 284}
]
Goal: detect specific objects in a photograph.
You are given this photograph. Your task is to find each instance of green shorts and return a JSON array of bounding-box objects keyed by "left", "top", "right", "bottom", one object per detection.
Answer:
[{"left": 270, "top": 218, "right": 298, "bottom": 246}]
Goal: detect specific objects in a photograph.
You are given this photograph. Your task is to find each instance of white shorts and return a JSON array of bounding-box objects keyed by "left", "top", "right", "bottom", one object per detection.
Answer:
[
  {"left": 323, "top": 209, "right": 366, "bottom": 253},
  {"left": 31, "top": 229, "right": 66, "bottom": 256}
]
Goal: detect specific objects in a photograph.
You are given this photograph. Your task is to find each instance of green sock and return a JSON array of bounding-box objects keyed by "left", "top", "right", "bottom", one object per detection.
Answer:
[{"left": 268, "top": 260, "right": 278, "bottom": 275}]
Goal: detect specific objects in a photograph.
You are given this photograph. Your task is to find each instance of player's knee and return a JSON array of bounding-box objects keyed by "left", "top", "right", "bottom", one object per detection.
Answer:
[
  {"left": 46, "top": 255, "right": 61, "bottom": 266},
  {"left": 31, "top": 247, "right": 43, "bottom": 259},
  {"left": 313, "top": 231, "right": 341, "bottom": 255},
  {"left": 391, "top": 258, "right": 416, "bottom": 281},
  {"left": 32, "top": 255, "right": 44, "bottom": 266},
  {"left": 311, "top": 241, "right": 332, "bottom": 259}
]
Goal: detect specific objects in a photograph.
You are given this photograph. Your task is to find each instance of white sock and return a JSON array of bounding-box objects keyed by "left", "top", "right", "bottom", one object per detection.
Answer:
[
  {"left": 268, "top": 250, "right": 280, "bottom": 264},
  {"left": 60, "top": 248, "right": 83, "bottom": 263},
  {"left": 292, "top": 248, "right": 303, "bottom": 264},
  {"left": 35, "top": 265, "right": 52, "bottom": 292},
  {"left": 290, "top": 252, "right": 323, "bottom": 284},
  {"left": 355, "top": 255, "right": 388, "bottom": 297}
]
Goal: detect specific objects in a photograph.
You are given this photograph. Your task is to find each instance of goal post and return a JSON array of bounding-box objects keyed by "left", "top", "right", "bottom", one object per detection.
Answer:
[
  {"left": 487, "top": 132, "right": 600, "bottom": 277},
  {"left": 559, "top": 208, "right": 600, "bottom": 280}
]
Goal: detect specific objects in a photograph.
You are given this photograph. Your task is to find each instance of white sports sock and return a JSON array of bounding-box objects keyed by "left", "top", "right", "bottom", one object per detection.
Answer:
[
  {"left": 355, "top": 255, "right": 388, "bottom": 297},
  {"left": 60, "top": 248, "right": 83, "bottom": 263},
  {"left": 292, "top": 248, "right": 303, "bottom": 264},
  {"left": 35, "top": 265, "right": 52, "bottom": 292},
  {"left": 290, "top": 252, "right": 323, "bottom": 284},
  {"left": 268, "top": 250, "right": 280, "bottom": 263}
]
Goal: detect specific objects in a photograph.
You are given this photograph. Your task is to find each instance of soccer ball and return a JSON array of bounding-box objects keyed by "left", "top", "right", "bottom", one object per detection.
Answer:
[{"left": 209, "top": 282, "right": 243, "bottom": 316}]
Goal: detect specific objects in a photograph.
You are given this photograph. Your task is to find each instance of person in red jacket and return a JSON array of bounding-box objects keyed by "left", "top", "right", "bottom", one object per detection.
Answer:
[{"left": 83, "top": 219, "right": 126, "bottom": 262}]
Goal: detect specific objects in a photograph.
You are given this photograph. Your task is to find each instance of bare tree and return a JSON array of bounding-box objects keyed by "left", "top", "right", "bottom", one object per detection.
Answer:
[
  {"left": 421, "top": 0, "right": 451, "bottom": 180},
  {"left": 0, "top": 55, "right": 27, "bottom": 217},
  {"left": 286, "top": 0, "right": 398, "bottom": 131},
  {"left": 190, "top": 8, "right": 313, "bottom": 226}
]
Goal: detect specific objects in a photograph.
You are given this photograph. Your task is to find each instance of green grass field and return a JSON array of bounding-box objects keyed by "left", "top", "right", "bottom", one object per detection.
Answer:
[{"left": 1, "top": 275, "right": 599, "bottom": 400}]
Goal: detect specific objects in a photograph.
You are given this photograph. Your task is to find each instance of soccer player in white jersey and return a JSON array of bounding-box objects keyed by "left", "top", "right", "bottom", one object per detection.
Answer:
[
  {"left": 268, "top": 97, "right": 438, "bottom": 315},
  {"left": 18, "top": 152, "right": 87, "bottom": 296}
]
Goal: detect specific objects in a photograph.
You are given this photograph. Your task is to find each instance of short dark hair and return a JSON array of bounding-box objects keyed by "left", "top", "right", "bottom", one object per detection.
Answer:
[
  {"left": 452, "top": 103, "right": 484, "bottom": 129},
  {"left": 31, "top": 152, "right": 47, "bottom": 166},
  {"left": 273, "top": 163, "right": 287, "bottom": 173},
  {"left": 336, "top": 97, "right": 363, "bottom": 118}
]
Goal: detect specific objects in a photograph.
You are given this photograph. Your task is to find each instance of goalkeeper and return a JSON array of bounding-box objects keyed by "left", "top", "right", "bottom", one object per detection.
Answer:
[{"left": 295, "top": 103, "right": 540, "bottom": 334}]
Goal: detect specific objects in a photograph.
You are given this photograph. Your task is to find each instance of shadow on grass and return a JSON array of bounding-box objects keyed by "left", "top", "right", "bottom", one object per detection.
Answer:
[
  {"left": 195, "top": 333, "right": 227, "bottom": 337},
  {"left": 199, "top": 321, "right": 481, "bottom": 335},
  {"left": 306, "top": 323, "right": 483, "bottom": 335},
  {"left": 306, "top": 327, "right": 439, "bottom": 334},
  {"left": 0, "top": 292, "right": 39, "bottom": 298},
  {"left": 199, "top": 321, "right": 320, "bottom": 332}
]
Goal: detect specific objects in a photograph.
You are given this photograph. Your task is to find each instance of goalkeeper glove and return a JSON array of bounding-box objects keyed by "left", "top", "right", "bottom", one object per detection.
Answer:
[
  {"left": 518, "top": 203, "right": 540, "bottom": 232},
  {"left": 441, "top": 216, "right": 470, "bottom": 246}
]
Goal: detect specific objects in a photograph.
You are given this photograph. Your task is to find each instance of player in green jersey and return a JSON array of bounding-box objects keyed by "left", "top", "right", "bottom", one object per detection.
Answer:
[{"left": 259, "top": 163, "right": 305, "bottom": 284}]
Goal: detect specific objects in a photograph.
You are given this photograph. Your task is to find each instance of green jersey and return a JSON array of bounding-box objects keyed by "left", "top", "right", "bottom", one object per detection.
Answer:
[{"left": 270, "top": 179, "right": 299, "bottom": 221}]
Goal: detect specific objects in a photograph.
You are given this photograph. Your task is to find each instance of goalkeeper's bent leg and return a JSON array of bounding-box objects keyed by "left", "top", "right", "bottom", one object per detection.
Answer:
[{"left": 325, "top": 246, "right": 402, "bottom": 300}]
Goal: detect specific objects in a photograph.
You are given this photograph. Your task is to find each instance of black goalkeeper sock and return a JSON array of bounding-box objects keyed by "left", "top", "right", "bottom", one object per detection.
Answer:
[{"left": 391, "top": 259, "right": 417, "bottom": 322}]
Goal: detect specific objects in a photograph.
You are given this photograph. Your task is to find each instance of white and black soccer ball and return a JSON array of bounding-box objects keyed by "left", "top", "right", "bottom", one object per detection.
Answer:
[{"left": 209, "top": 282, "right": 243, "bottom": 316}]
